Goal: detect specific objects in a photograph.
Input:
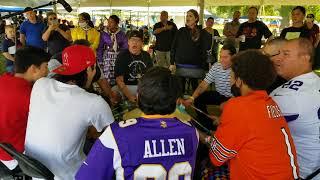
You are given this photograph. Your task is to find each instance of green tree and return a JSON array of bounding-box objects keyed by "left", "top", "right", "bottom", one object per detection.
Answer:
[
  {"left": 279, "top": 6, "right": 294, "bottom": 28},
  {"left": 207, "top": 6, "right": 246, "bottom": 18},
  {"left": 305, "top": 6, "right": 320, "bottom": 22},
  {"left": 262, "top": 5, "right": 280, "bottom": 16},
  {"left": 208, "top": 5, "right": 279, "bottom": 18},
  {"left": 207, "top": 5, "right": 320, "bottom": 25}
]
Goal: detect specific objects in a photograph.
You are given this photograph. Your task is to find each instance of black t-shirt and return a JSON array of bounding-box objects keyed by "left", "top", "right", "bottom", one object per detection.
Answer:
[
  {"left": 237, "top": 21, "right": 272, "bottom": 51},
  {"left": 153, "top": 21, "right": 177, "bottom": 51},
  {"left": 314, "top": 41, "right": 320, "bottom": 69},
  {"left": 203, "top": 29, "right": 220, "bottom": 54},
  {"left": 280, "top": 26, "right": 311, "bottom": 40},
  {"left": 202, "top": 29, "right": 220, "bottom": 63},
  {"left": 170, "top": 27, "right": 208, "bottom": 67},
  {"left": 46, "top": 24, "right": 70, "bottom": 55},
  {"left": 0, "top": 24, "right": 5, "bottom": 34},
  {"left": 115, "top": 49, "right": 153, "bottom": 85}
]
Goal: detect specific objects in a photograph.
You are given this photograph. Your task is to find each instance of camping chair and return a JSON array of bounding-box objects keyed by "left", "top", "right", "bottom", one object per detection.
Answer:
[
  {"left": 0, "top": 143, "right": 54, "bottom": 180},
  {"left": 0, "top": 160, "right": 14, "bottom": 180}
]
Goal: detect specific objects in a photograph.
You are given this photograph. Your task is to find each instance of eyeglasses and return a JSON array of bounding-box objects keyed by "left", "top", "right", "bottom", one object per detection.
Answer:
[
  {"left": 49, "top": 17, "right": 57, "bottom": 21},
  {"left": 269, "top": 52, "right": 281, "bottom": 57},
  {"left": 262, "top": 50, "right": 280, "bottom": 57},
  {"left": 265, "top": 51, "right": 280, "bottom": 57}
]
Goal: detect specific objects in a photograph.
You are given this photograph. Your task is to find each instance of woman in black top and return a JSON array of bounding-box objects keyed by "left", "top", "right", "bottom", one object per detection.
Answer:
[
  {"left": 203, "top": 17, "right": 220, "bottom": 68},
  {"left": 170, "top": 9, "right": 208, "bottom": 93}
]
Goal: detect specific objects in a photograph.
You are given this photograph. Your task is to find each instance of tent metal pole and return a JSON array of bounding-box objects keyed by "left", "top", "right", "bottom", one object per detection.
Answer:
[
  {"left": 137, "top": 11, "right": 139, "bottom": 28},
  {"left": 109, "top": 0, "right": 113, "bottom": 14},
  {"left": 147, "top": 0, "right": 151, "bottom": 27},
  {"left": 77, "top": 0, "right": 81, "bottom": 15},
  {"left": 129, "top": 10, "right": 132, "bottom": 30},
  {"left": 259, "top": 0, "right": 264, "bottom": 17},
  {"left": 53, "top": 0, "right": 57, "bottom": 13},
  {"left": 198, "top": 0, "right": 205, "bottom": 26}
]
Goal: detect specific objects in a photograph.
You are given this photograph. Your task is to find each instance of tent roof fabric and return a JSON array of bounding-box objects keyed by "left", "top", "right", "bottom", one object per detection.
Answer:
[
  {"left": 207, "top": 0, "right": 320, "bottom": 6},
  {"left": 1, "top": 0, "right": 320, "bottom": 8}
]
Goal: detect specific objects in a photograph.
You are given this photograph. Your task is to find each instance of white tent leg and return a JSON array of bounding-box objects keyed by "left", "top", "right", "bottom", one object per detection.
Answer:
[
  {"left": 110, "top": 0, "right": 113, "bottom": 14},
  {"left": 77, "top": 0, "right": 81, "bottom": 14},
  {"left": 147, "top": 0, "right": 151, "bottom": 27},
  {"left": 137, "top": 11, "right": 139, "bottom": 28},
  {"left": 198, "top": 0, "right": 205, "bottom": 26},
  {"left": 53, "top": 0, "right": 57, "bottom": 13}
]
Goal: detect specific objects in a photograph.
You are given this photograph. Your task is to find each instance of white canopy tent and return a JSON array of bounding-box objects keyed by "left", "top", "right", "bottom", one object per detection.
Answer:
[
  {"left": 1, "top": 0, "right": 320, "bottom": 26},
  {"left": 2, "top": 0, "right": 320, "bottom": 7}
]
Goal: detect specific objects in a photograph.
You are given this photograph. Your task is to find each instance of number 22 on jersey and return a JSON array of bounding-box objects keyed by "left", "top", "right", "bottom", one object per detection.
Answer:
[
  {"left": 134, "top": 161, "right": 192, "bottom": 180},
  {"left": 281, "top": 80, "right": 303, "bottom": 91}
]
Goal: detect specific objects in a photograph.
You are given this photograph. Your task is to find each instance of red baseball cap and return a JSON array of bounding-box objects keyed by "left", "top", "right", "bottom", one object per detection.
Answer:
[{"left": 52, "top": 45, "right": 96, "bottom": 75}]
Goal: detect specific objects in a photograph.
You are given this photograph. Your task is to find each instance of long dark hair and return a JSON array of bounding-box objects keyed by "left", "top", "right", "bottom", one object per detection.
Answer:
[
  {"left": 187, "top": 9, "right": 200, "bottom": 42},
  {"left": 79, "top": 12, "right": 94, "bottom": 28}
]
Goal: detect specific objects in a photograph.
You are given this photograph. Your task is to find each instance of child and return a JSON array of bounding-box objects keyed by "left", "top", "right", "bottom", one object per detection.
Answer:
[{"left": 1, "top": 25, "right": 19, "bottom": 73}]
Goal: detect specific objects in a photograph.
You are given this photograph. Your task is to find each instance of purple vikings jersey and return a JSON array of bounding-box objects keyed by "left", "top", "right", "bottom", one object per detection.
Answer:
[{"left": 76, "top": 115, "right": 199, "bottom": 180}]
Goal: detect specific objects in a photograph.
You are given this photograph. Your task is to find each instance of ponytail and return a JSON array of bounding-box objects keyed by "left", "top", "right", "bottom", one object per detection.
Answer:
[{"left": 88, "top": 21, "right": 94, "bottom": 28}]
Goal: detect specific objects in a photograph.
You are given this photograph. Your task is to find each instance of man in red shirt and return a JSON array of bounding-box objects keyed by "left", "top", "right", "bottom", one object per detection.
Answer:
[
  {"left": 0, "top": 46, "right": 50, "bottom": 170},
  {"left": 204, "top": 50, "right": 299, "bottom": 179}
]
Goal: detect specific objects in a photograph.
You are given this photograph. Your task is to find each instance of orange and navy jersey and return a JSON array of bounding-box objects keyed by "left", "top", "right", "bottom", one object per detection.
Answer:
[{"left": 208, "top": 90, "right": 299, "bottom": 179}]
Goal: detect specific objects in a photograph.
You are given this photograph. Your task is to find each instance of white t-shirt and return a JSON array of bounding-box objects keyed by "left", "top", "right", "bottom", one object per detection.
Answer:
[
  {"left": 24, "top": 78, "right": 114, "bottom": 180},
  {"left": 270, "top": 72, "right": 320, "bottom": 179}
]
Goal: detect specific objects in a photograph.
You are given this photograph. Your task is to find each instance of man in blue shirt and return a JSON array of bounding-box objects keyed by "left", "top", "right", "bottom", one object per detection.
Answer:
[{"left": 20, "top": 7, "right": 45, "bottom": 49}]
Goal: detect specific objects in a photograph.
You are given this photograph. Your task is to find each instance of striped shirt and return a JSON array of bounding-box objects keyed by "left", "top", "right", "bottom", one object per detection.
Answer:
[{"left": 204, "top": 62, "right": 232, "bottom": 97}]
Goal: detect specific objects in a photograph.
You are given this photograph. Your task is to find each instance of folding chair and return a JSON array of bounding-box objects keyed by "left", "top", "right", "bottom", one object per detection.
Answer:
[{"left": 0, "top": 143, "right": 54, "bottom": 180}]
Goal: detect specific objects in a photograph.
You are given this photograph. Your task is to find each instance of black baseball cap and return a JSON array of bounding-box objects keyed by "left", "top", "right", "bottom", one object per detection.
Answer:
[
  {"left": 24, "top": 7, "right": 34, "bottom": 12},
  {"left": 128, "top": 30, "right": 143, "bottom": 40}
]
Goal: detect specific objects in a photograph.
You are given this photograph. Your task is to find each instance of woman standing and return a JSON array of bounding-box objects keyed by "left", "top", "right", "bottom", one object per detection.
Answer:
[
  {"left": 170, "top": 9, "right": 208, "bottom": 93},
  {"left": 71, "top": 12, "right": 100, "bottom": 51},
  {"left": 305, "top": 13, "right": 320, "bottom": 47},
  {"left": 42, "top": 12, "right": 72, "bottom": 55},
  {"left": 203, "top": 17, "right": 220, "bottom": 68},
  {"left": 97, "top": 15, "right": 128, "bottom": 87},
  {"left": 71, "top": 13, "right": 120, "bottom": 103}
]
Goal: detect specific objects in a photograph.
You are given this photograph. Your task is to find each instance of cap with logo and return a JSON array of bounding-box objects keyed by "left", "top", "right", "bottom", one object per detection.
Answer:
[{"left": 52, "top": 45, "right": 96, "bottom": 75}]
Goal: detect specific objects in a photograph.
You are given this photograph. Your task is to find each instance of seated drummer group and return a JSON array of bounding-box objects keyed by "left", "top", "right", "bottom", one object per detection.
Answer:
[{"left": 0, "top": 27, "right": 319, "bottom": 179}]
